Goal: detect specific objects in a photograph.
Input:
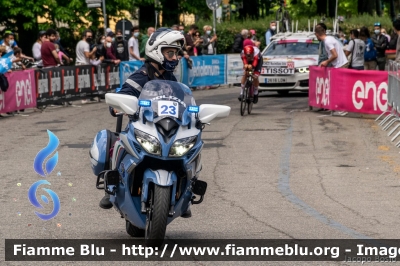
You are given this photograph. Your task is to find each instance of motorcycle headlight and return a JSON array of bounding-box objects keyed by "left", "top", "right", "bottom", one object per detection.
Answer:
[
  {"left": 135, "top": 129, "right": 161, "bottom": 155},
  {"left": 169, "top": 136, "right": 197, "bottom": 157}
]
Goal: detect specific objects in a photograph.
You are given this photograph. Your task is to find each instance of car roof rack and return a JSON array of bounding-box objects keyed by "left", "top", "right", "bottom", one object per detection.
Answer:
[{"left": 271, "top": 18, "right": 339, "bottom": 41}]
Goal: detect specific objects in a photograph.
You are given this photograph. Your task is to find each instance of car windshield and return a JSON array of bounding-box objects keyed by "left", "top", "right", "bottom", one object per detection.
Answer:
[
  {"left": 263, "top": 42, "right": 319, "bottom": 56},
  {"left": 138, "top": 80, "right": 196, "bottom": 122}
]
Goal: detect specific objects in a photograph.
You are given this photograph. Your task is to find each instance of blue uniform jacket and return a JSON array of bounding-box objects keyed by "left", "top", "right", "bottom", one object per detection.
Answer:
[{"left": 109, "top": 64, "right": 177, "bottom": 116}]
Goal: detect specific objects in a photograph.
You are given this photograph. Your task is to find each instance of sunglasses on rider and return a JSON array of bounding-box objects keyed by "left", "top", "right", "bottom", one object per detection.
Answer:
[{"left": 164, "top": 50, "right": 179, "bottom": 58}]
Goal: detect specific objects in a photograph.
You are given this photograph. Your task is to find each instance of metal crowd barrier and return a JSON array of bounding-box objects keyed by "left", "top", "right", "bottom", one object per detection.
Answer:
[{"left": 376, "top": 60, "right": 400, "bottom": 147}]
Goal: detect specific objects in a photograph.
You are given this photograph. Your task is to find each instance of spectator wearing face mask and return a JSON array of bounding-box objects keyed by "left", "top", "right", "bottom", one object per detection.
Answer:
[
  {"left": 371, "top": 22, "right": 388, "bottom": 71},
  {"left": 201, "top": 25, "right": 217, "bottom": 55},
  {"left": 113, "top": 30, "right": 129, "bottom": 61},
  {"left": 76, "top": 29, "right": 97, "bottom": 65},
  {"left": 265, "top": 21, "right": 276, "bottom": 46},
  {"left": 97, "top": 36, "right": 120, "bottom": 65},
  {"left": 0, "top": 31, "right": 18, "bottom": 49},
  {"left": 1, "top": 32, "right": 17, "bottom": 54},
  {"left": 128, "top": 26, "right": 144, "bottom": 61}
]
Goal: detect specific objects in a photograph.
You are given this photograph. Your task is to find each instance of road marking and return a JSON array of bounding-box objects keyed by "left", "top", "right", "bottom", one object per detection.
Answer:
[{"left": 278, "top": 113, "right": 371, "bottom": 239}]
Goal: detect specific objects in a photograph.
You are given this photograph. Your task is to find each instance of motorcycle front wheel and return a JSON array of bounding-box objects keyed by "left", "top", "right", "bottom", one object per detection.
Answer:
[{"left": 145, "top": 184, "right": 171, "bottom": 247}]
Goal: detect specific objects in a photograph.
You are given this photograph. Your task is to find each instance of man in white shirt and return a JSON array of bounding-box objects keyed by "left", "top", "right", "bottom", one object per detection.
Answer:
[
  {"left": 315, "top": 25, "right": 348, "bottom": 68},
  {"left": 75, "top": 29, "right": 97, "bottom": 65},
  {"left": 128, "top": 26, "right": 145, "bottom": 61}
]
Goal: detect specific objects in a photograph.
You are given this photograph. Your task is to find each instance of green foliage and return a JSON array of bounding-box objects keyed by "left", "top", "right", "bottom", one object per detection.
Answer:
[
  {"left": 0, "top": 0, "right": 134, "bottom": 57},
  {"left": 0, "top": 0, "right": 134, "bottom": 34},
  {"left": 197, "top": 13, "right": 396, "bottom": 54}
]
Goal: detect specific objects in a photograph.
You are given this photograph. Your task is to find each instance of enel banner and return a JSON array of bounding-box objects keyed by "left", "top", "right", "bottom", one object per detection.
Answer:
[{"left": 309, "top": 66, "right": 388, "bottom": 114}]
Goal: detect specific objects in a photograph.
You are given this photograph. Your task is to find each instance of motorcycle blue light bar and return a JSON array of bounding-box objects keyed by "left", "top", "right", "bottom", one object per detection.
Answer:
[
  {"left": 139, "top": 100, "right": 151, "bottom": 107},
  {"left": 188, "top": 106, "right": 200, "bottom": 113}
]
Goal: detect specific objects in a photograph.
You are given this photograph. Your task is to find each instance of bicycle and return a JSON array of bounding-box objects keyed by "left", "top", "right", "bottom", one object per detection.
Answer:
[{"left": 240, "top": 70, "right": 255, "bottom": 116}]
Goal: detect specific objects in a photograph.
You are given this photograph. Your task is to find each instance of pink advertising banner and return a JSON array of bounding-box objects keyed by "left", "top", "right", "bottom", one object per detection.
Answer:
[
  {"left": 309, "top": 66, "right": 388, "bottom": 114},
  {"left": 0, "top": 69, "right": 37, "bottom": 113}
]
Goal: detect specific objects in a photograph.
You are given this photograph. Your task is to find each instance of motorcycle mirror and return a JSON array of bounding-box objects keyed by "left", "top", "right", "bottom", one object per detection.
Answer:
[
  {"left": 198, "top": 104, "right": 231, "bottom": 124},
  {"left": 181, "top": 109, "right": 192, "bottom": 127},
  {"left": 105, "top": 93, "right": 138, "bottom": 115},
  {"left": 143, "top": 109, "right": 154, "bottom": 123}
]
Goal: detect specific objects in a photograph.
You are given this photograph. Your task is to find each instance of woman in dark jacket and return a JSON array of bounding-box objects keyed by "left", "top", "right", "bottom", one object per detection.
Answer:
[{"left": 201, "top": 25, "right": 217, "bottom": 55}]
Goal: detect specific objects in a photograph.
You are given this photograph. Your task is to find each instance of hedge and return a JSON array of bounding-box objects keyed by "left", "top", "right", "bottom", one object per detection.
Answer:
[{"left": 188, "top": 14, "right": 395, "bottom": 54}]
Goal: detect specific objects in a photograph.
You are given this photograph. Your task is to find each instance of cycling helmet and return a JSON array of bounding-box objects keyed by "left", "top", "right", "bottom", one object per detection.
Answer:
[
  {"left": 243, "top": 45, "right": 254, "bottom": 55},
  {"left": 145, "top": 27, "right": 185, "bottom": 65}
]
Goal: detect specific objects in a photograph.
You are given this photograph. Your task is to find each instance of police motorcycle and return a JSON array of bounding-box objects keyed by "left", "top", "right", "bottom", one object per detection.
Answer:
[{"left": 90, "top": 80, "right": 230, "bottom": 246}]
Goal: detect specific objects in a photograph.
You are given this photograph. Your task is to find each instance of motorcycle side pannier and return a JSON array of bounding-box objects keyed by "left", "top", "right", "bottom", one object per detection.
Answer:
[{"left": 89, "top": 129, "right": 118, "bottom": 176}]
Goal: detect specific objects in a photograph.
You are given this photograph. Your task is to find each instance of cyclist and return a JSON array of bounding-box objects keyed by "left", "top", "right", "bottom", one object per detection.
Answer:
[{"left": 238, "top": 44, "right": 262, "bottom": 104}]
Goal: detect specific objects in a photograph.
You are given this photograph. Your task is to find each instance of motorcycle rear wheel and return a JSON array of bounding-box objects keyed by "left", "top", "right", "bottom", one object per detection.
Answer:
[
  {"left": 126, "top": 220, "right": 145, "bottom": 237},
  {"left": 145, "top": 185, "right": 171, "bottom": 247}
]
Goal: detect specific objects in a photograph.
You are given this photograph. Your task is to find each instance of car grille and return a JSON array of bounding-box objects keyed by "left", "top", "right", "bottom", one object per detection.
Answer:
[{"left": 299, "top": 80, "right": 309, "bottom": 87}]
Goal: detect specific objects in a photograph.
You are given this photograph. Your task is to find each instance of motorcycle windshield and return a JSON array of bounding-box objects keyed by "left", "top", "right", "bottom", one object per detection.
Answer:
[{"left": 138, "top": 80, "right": 196, "bottom": 122}]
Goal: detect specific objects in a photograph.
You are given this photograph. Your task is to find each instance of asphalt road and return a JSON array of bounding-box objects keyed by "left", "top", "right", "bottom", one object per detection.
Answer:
[{"left": 1, "top": 85, "right": 400, "bottom": 266}]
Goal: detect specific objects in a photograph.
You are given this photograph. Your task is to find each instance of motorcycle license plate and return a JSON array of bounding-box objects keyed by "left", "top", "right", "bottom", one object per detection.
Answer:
[
  {"left": 158, "top": 101, "right": 179, "bottom": 118},
  {"left": 265, "top": 78, "right": 287, "bottom": 83}
]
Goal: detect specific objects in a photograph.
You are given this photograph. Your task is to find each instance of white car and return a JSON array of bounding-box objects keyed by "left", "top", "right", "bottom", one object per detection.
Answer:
[{"left": 259, "top": 32, "right": 320, "bottom": 95}]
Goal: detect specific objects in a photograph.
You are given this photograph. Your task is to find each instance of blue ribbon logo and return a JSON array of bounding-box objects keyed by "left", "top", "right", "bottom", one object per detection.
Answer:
[
  {"left": 28, "top": 180, "right": 60, "bottom": 221},
  {"left": 29, "top": 130, "right": 61, "bottom": 220}
]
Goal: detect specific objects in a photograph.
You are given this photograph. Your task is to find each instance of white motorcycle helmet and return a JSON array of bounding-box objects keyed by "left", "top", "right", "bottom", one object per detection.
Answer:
[{"left": 145, "top": 28, "right": 185, "bottom": 69}]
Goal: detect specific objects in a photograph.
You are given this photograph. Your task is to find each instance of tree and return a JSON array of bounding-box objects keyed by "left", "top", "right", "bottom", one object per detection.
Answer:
[
  {"left": 240, "top": 0, "right": 260, "bottom": 19},
  {"left": 0, "top": 0, "right": 134, "bottom": 57},
  {"left": 376, "top": 0, "right": 382, "bottom": 16},
  {"left": 316, "top": 0, "right": 328, "bottom": 16},
  {"left": 328, "top": 0, "right": 336, "bottom": 17},
  {"left": 358, "top": 0, "right": 376, "bottom": 15},
  {"left": 160, "top": 0, "right": 180, "bottom": 26}
]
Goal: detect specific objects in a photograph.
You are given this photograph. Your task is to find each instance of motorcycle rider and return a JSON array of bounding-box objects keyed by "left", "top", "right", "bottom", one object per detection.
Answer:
[
  {"left": 238, "top": 43, "right": 261, "bottom": 104},
  {"left": 100, "top": 28, "right": 193, "bottom": 217}
]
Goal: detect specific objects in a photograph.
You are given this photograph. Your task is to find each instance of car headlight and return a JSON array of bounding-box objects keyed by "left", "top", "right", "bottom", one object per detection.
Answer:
[
  {"left": 135, "top": 129, "right": 161, "bottom": 155},
  {"left": 169, "top": 136, "right": 197, "bottom": 157},
  {"left": 295, "top": 67, "right": 309, "bottom": 73}
]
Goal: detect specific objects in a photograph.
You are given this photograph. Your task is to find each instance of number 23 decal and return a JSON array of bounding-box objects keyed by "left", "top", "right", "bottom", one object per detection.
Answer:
[
  {"left": 158, "top": 101, "right": 179, "bottom": 118},
  {"left": 160, "top": 105, "right": 176, "bottom": 115}
]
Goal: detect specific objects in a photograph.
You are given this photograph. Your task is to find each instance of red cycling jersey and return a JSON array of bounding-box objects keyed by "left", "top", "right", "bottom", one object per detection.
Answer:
[{"left": 241, "top": 46, "right": 262, "bottom": 75}]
